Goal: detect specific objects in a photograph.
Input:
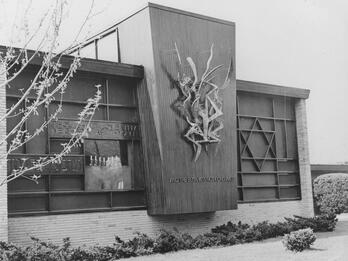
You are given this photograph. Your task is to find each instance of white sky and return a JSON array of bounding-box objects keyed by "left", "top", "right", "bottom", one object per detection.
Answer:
[{"left": 0, "top": 0, "right": 347, "bottom": 164}]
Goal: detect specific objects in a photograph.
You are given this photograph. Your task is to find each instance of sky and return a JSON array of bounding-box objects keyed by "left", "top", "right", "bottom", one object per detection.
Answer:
[{"left": 0, "top": 0, "right": 347, "bottom": 164}]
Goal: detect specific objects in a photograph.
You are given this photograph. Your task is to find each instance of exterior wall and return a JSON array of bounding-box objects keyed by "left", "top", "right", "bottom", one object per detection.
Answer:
[
  {"left": 295, "top": 99, "right": 314, "bottom": 217},
  {"left": 8, "top": 97, "right": 313, "bottom": 246},
  {"left": 9, "top": 200, "right": 312, "bottom": 246},
  {"left": 0, "top": 62, "right": 8, "bottom": 242},
  {"left": 118, "top": 5, "right": 238, "bottom": 215}
]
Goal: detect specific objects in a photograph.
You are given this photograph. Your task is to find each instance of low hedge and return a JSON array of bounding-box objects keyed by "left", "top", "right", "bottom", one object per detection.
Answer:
[
  {"left": 0, "top": 214, "right": 337, "bottom": 260},
  {"left": 313, "top": 173, "right": 348, "bottom": 214}
]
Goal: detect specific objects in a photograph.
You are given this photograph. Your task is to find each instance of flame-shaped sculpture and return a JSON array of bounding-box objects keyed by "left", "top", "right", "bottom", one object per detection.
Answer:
[{"left": 173, "top": 44, "right": 233, "bottom": 161}]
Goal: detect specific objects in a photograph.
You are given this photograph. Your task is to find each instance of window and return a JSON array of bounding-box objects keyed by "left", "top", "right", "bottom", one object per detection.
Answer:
[
  {"left": 84, "top": 140, "right": 131, "bottom": 190},
  {"left": 7, "top": 69, "right": 145, "bottom": 215},
  {"left": 237, "top": 92, "right": 301, "bottom": 202}
]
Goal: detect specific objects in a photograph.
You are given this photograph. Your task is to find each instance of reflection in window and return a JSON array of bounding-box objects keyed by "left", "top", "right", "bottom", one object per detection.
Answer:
[{"left": 84, "top": 140, "right": 131, "bottom": 190}]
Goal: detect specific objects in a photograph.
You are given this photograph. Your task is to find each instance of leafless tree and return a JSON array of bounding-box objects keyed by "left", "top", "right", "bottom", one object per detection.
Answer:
[{"left": 0, "top": 0, "right": 102, "bottom": 185}]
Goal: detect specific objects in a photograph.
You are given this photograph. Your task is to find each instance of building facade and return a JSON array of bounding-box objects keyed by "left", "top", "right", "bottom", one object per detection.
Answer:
[{"left": 1, "top": 3, "right": 313, "bottom": 245}]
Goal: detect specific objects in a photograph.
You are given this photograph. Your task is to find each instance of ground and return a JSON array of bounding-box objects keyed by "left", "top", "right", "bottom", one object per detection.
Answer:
[{"left": 129, "top": 214, "right": 348, "bottom": 261}]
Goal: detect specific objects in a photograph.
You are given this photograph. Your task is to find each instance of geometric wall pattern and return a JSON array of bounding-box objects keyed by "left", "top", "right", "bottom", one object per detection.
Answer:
[{"left": 237, "top": 92, "right": 301, "bottom": 202}]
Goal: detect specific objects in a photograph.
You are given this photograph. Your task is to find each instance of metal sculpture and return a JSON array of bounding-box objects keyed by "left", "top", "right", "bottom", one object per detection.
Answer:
[{"left": 173, "top": 44, "right": 233, "bottom": 161}]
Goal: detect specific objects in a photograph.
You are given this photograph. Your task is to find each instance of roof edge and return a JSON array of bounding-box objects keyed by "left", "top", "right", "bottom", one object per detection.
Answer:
[
  {"left": 147, "top": 2, "right": 235, "bottom": 27},
  {"left": 237, "top": 79, "right": 310, "bottom": 99},
  {"left": 0, "top": 45, "right": 144, "bottom": 79}
]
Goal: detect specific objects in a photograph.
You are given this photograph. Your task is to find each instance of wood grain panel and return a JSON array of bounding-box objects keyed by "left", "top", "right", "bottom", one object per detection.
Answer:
[
  {"left": 118, "top": 5, "right": 237, "bottom": 214},
  {"left": 150, "top": 6, "right": 237, "bottom": 214},
  {"left": 117, "top": 7, "right": 166, "bottom": 213}
]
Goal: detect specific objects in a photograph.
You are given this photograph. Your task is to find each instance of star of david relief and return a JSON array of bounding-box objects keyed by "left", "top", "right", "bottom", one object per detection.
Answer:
[{"left": 239, "top": 118, "right": 276, "bottom": 172}]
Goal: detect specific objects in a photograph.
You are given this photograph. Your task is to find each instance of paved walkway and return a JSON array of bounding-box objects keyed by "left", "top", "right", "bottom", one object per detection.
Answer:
[{"left": 129, "top": 214, "right": 348, "bottom": 261}]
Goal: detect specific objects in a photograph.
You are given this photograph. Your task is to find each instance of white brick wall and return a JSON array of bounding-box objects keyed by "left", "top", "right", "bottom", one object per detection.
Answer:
[
  {"left": 9, "top": 200, "right": 311, "bottom": 246},
  {"left": 0, "top": 62, "right": 8, "bottom": 242},
  {"left": 295, "top": 98, "right": 314, "bottom": 217},
  {"left": 7, "top": 98, "right": 313, "bottom": 246}
]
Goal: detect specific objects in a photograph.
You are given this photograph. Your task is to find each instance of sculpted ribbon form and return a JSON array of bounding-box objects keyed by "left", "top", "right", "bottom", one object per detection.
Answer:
[{"left": 173, "top": 44, "right": 233, "bottom": 161}]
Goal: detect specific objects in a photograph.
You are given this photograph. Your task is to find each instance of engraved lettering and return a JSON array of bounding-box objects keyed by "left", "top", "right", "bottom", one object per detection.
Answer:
[
  {"left": 49, "top": 120, "right": 139, "bottom": 140},
  {"left": 169, "top": 177, "right": 233, "bottom": 183}
]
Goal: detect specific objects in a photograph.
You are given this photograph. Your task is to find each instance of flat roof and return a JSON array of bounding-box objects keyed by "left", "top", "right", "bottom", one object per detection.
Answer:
[
  {"left": 1, "top": 46, "right": 309, "bottom": 98},
  {"left": 0, "top": 46, "right": 144, "bottom": 79},
  {"left": 237, "top": 80, "right": 310, "bottom": 99}
]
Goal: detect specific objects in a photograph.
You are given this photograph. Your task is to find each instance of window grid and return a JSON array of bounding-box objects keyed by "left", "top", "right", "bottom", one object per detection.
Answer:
[{"left": 237, "top": 93, "right": 301, "bottom": 203}]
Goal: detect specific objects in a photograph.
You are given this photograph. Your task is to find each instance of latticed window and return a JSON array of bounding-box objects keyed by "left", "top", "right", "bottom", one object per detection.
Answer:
[
  {"left": 7, "top": 66, "right": 145, "bottom": 215},
  {"left": 237, "top": 92, "right": 300, "bottom": 202}
]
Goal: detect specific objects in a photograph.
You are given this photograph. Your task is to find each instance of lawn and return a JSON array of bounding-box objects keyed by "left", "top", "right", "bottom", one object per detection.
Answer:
[{"left": 128, "top": 214, "right": 348, "bottom": 261}]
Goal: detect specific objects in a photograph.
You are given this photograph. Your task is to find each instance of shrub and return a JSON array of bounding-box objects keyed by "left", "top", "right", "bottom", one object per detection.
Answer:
[
  {"left": 212, "top": 221, "right": 250, "bottom": 235},
  {"left": 211, "top": 214, "right": 337, "bottom": 241},
  {"left": 282, "top": 228, "right": 316, "bottom": 252},
  {"left": 313, "top": 173, "right": 348, "bottom": 214},
  {"left": 0, "top": 214, "right": 337, "bottom": 260},
  {"left": 284, "top": 214, "right": 338, "bottom": 232},
  {"left": 128, "top": 233, "right": 155, "bottom": 256},
  {"left": 192, "top": 232, "right": 235, "bottom": 248},
  {"left": 153, "top": 230, "right": 193, "bottom": 253}
]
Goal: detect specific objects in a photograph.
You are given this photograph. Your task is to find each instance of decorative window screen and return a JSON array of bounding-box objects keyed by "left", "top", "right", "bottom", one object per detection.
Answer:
[
  {"left": 7, "top": 68, "right": 145, "bottom": 216},
  {"left": 237, "top": 92, "right": 301, "bottom": 202}
]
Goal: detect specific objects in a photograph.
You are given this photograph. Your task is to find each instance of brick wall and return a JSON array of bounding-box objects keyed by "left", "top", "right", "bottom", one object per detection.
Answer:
[
  {"left": 0, "top": 62, "right": 8, "bottom": 242},
  {"left": 8, "top": 98, "right": 313, "bottom": 246},
  {"left": 295, "top": 98, "right": 314, "bottom": 217},
  {"left": 9, "top": 200, "right": 311, "bottom": 246}
]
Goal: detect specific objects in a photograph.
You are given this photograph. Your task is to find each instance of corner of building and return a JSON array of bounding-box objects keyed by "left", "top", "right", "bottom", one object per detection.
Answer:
[{"left": 295, "top": 98, "right": 314, "bottom": 217}]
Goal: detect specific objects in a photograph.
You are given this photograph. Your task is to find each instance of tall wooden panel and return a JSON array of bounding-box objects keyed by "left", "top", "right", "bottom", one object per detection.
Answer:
[{"left": 118, "top": 4, "right": 237, "bottom": 214}]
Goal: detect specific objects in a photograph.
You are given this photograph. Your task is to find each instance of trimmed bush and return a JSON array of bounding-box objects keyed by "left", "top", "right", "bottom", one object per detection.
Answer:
[
  {"left": 212, "top": 214, "right": 337, "bottom": 240},
  {"left": 313, "top": 173, "right": 348, "bottom": 214},
  {"left": 153, "top": 230, "right": 193, "bottom": 253},
  {"left": 282, "top": 228, "right": 316, "bottom": 252},
  {"left": 0, "top": 214, "right": 337, "bottom": 260}
]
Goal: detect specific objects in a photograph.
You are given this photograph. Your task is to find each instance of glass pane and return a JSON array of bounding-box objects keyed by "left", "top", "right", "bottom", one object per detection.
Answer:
[
  {"left": 108, "top": 77, "right": 136, "bottom": 105},
  {"left": 26, "top": 104, "right": 47, "bottom": 154},
  {"left": 242, "top": 173, "right": 277, "bottom": 186},
  {"left": 64, "top": 75, "right": 105, "bottom": 103},
  {"left": 274, "top": 97, "right": 295, "bottom": 119},
  {"left": 279, "top": 186, "right": 300, "bottom": 199},
  {"left": 286, "top": 121, "right": 298, "bottom": 158},
  {"left": 79, "top": 43, "right": 96, "bottom": 59},
  {"left": 47, "top": 73, "right": 105, "bottom": 103},
  {"left": 6, "top": 98, "right": 25, "bottom": 153},
  {"left": 50, "top": 103, "right": 106, "bottom": 120},
  {"left": 238, "top": 93, "right": 273, "bottom": 117},
  {"left": 50, "top": 138, "right": 83, "bottom": 155},
  {"left": 84, "top": 140, "right": 131, "bottom": 190},
  {"left": 98, "top": 33, "right": 118, "bottom": 62},
  {"left": 109, "top": 107, "right": 138, "bottom": 122},
  {"left": 243, "top": 187, "right": 277, "bottom": 201},
  {"left": 7, "top": 67, "right": 40, "bottom": 98}
]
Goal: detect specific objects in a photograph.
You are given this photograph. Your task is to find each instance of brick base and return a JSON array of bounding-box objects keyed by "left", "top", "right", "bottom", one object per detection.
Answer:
[{"left": 9, "top": 199, "right": 313, "bottom": 246}]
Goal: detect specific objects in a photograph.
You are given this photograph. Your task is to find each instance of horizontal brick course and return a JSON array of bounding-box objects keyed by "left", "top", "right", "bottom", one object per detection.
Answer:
[{"left": 9, "top": 200, "right": 312, "bottom": 246}]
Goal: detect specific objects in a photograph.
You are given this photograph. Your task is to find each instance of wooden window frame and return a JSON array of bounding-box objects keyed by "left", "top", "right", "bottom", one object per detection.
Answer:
[
  {"left": 236, "top": 91, "right": 301, "bottom": 203},
  {"left": 7, "top": 71, "right": 146, "bottom": 217}
]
